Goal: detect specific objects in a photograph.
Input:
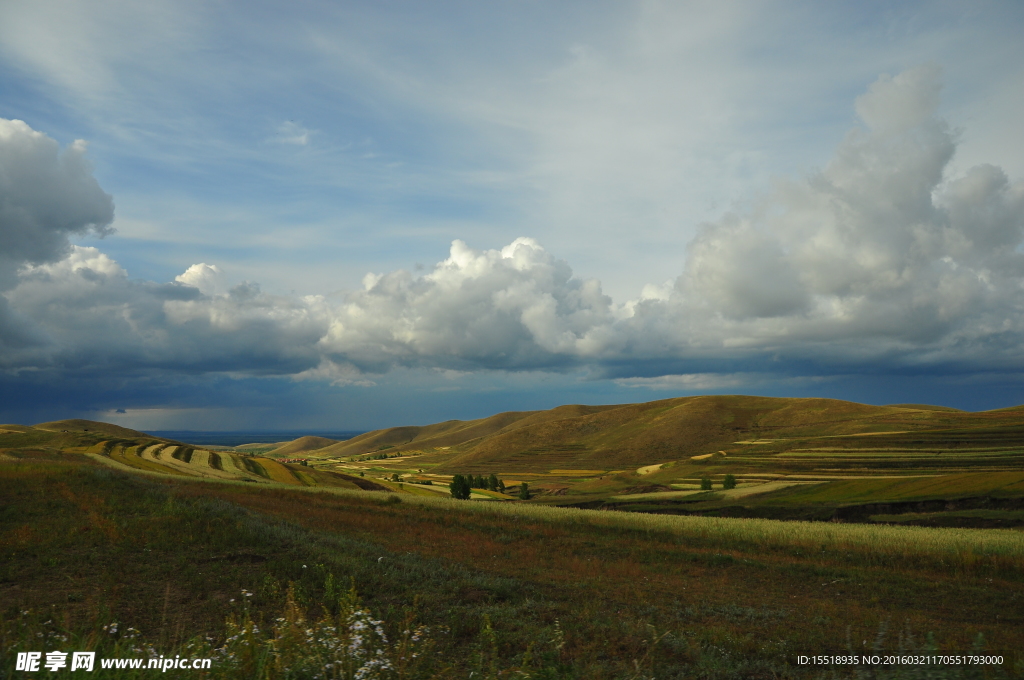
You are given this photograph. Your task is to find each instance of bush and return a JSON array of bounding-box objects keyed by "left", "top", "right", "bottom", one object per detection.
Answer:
[
  {"left": 723, "top": 474, "right": 736, "bottom": 490},
  {"left": 700, "top": 477, "right": 713, "bottom": 491}
]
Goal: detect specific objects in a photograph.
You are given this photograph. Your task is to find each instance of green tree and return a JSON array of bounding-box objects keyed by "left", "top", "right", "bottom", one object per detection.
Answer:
[
  {"left": 723, "top": 474, "right": 736, "bottom": 490},
  {"left": 497, "top": 479, "right": 506, "bottom": 494},
  {"left": 518, "top": 482, "right": 531, "bottom": 500},
  {"left": 700, "top": 477, "right": 713, "bottom": 491},
  {"left": 487, "top": 473, "right": 499, "bottom": 491},
  {"left": 449, "top": 474, "right": 471, "bottom": 500}
]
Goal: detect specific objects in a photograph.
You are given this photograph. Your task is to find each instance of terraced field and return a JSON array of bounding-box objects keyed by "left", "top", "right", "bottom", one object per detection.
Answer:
[{"left": 76, "top": 438, "right": 367, "bottom": 490}]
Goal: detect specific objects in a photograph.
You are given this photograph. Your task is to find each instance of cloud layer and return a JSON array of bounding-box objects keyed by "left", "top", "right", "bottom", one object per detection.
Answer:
[{"left": 2, "top": 67, "right": 1024, "bottom": 397}]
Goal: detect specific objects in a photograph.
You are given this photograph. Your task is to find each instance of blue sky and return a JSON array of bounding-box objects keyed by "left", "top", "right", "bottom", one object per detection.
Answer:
[{"left": 1, "top": 1, "right": 1023, "bottom": 430}]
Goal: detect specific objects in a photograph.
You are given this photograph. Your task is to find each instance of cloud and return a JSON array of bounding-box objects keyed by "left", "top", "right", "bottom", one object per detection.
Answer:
[
  {"left": 0, "top": 119, "right": 114, "bottom": 289},
  {"left": 175, "top": 263, "right": 226, "bottom": 296},
  {"left": 317, "top": 237, "right": 613, "bottom": 371},
  {"left": 3, "top": 68, "right": 1024, "bottom": 397},
  {"left": 6, "top": 246, "right": 327, "bottom": 376}
]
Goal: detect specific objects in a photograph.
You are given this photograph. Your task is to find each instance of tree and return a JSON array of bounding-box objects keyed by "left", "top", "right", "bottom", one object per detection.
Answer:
[
  {"left": 723, "top": 474, "right": 736, "bottom": 490},
  {"left": 449, "top": 474, "right": 471, "bottom": 500},
  {"left": 487, "top": 473, "right": 499, "bottom": 491},
  {"left": 518, "top": 482, "right": 531, "bottom": 500},
  {"left": 497, "top": 479, "right": 506, "bottom": 494},
  {"left": 700, "top": 477, "right": 712, "bottom": 491}
]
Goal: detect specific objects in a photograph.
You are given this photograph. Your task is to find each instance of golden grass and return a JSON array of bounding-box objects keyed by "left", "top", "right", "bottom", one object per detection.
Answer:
[
  {"left": 254, "top": 458, "right": 302, "bottom": 485},
  {"left": 108, "top": 445, "right": 190, "bottom": 476},
  {"left": 285, "top": 486, "right": 1024, "bottom": 576}
]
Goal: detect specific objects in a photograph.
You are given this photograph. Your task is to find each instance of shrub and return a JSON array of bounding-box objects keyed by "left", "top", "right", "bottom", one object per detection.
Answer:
[
  {"left": 700, "top": 477, "right": 713, "bottom": 491},
  {"left": 723, "top": 474, "right": 736, "bottom": 490}
]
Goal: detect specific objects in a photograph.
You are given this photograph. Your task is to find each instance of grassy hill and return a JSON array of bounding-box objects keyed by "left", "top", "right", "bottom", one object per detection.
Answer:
[
  {"left": 268, "top": 435, "right": 340, "bottom": 456},
  {"left": 319, "top": 395, "right": 1024, "bottom": 471},
  {"left": 293, "top": 395, "right": 1024, "bottom": 527},
  {"left": 33, "top": 418, "right": 152, "bottom": 438}
]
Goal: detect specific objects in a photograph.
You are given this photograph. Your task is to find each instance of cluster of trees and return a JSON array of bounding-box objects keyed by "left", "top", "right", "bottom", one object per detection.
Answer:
[
  {"left": 700, "top": 474, "right": 737, "bottom": 490},
  {"left": 449, "top": 473, "right": 506, "bottom": 499}
]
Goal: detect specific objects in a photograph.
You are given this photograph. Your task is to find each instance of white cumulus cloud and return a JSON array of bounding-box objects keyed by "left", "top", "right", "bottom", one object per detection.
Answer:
[
  {"left": 3, "top": 68, "right": 1024, "bottom": 387},
  {"left": 175, "top": 263, "right": 226, "bottom": 296}
]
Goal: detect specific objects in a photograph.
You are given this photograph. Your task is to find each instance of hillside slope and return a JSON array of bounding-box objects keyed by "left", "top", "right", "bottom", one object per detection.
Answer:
[
  {"left": 313, "top": 395, "right": 1024, "bottom": 475},
  {"left": 33, "top": 419, "right": 153, "bottom": 438},
  {"left": 269, "top": 436, "right": 340, "bottom": 456}
]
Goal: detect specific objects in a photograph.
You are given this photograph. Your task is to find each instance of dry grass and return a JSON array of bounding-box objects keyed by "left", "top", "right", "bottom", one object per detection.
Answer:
[
  {"left": 253, "top": 458, "right": 303, "bottom": 485},
  {"left": 284, "top": 487, "right": 1024, "bottom": 577}
]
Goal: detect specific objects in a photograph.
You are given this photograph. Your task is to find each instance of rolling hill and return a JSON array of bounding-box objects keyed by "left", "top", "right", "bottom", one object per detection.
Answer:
[
  {"left": 268, "top": 435, "right": 340, "bottom": 456},
  {"left": 6, "top": 396, "right": 1024, "bottom": 526},
  {"left": 313, "top": 395, "right": 1024, "bottom": 472}
]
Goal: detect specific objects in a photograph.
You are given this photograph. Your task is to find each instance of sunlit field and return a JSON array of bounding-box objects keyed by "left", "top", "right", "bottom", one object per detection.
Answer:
[{"left": 3, "top": 450, "right": 1022, "bottom": 678}]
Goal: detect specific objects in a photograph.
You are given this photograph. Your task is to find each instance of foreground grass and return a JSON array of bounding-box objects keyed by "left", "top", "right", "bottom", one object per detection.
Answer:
[{"left": 2, "top": 455, "right": 1022, "bottom": 678}]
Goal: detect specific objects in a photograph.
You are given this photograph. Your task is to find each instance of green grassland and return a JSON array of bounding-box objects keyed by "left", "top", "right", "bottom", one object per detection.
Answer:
[
  {"left": 2, "top": 453, "right": 1023, "bottom": 678},
  {"left": 3, "top": 397, "right": 1024, "bottom": 677}
]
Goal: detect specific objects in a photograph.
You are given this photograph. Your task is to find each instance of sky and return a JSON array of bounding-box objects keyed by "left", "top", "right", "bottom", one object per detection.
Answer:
[{"left": 1, "top": 1, "right": 1024, "bottom": 430}]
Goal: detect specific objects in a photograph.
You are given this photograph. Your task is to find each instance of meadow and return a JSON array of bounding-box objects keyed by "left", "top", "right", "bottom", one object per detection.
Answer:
[
  {"left": 2, "top": 453, "right": 1023, "bottom": 678},
  {"left": 3, "top": 397, "right": 1024, "bottom": 678}
]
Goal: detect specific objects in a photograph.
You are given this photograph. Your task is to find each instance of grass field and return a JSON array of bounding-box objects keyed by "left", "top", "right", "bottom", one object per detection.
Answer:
[
  {"left": 1, "top": 453, "right": 1023, "bottom": 678},
  {"left": 3, "top": 397, "right": 1024, "bottom": 677}
]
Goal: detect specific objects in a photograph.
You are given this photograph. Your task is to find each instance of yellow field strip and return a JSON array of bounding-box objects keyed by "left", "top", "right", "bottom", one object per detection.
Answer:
[
  {"left": 172, "top": 449, "right": 253, "bottom": 481},
  {"left": 402, "top": 483, "right": 451, "bottom": 495},
  {"left": 217, "top": 453, "right": 247, "bottom": 475},
  {"left": 140, "top": 444, "right": 166, "bottom": 462},
  {"left": 255, "top": 458, "right": 303, "bottom": 485},
  {"left": 781, "top": 474, "right": 941, "bottom": 480},
  {"left": 108, "top": 445, "right": 189, "bottom": 476},
  {"left": 189, "top": 450, "right": 211, "bottom": 467},
  {"left": 614, "top": 480, "right": 820, "bottom": 502}
]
